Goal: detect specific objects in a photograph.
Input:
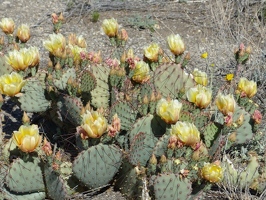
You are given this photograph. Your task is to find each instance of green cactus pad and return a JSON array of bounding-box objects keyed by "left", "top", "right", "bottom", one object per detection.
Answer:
[
  {"left": 0, "top": 54, "right": 13, "bottom": 76},
  {"left": 57, "top": 95, "right": 83, "bottom": 126},
  {"left": 80, "top": 70, "right": 96, "bottom": 93},
  {"left": 1, "top": 188, "right": 46, "bottom": 200},
  {"left": 53, "top": 68, "right": 76, "bottom": 90},
  {"left": 72, "top": 144, "right": 122, "bottom": 188},
  {"left": 233, "top": 106, "right": 253, "bottom": 144},
  {"left": 19, "top": 77, "right": 51, "bottom": 112},
  {"left": 203, "top": 122, "right": 220, "bottom": 148},
  {"left": 109, "top": 101, "right": 137, "bottom": 131},
  {"left": 150, "top": 173, "right": 192, "bottom": 200},
  {"left": 44, "top": 165, "right": 71, "bottom": 200},
  {"left": 90, "top": 64, "right": 110, "bottom": 109},
  {"left": 152, "top": 63, "right": 195, "bottom": 98},
  {"left": 129, "top": 132, "right": 157, "bottom": 166},
  {"left": 5, "top": 157, "right": 45, "bottom": 193}
]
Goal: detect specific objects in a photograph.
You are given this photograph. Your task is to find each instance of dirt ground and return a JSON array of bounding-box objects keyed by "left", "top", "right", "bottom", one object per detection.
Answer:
[{"left": 1, "top": 0, "right": 266, "bottom": 199}]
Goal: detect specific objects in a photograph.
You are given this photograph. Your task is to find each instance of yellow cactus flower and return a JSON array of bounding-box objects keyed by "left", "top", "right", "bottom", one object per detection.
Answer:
[
  {"left": 167, "top": 34, "right": 185, "bottom": 56},
  {"left": 170, "top": 121, "right": 200, "bottom": 148},
  {"left": 201, "top": 52, "right": 208, "bottom": 59},
  {"left": 201, "top": 162, "right": 223, "bottom": 183},
  {"left": 144, "top": 43, "right": 160, "bottom": 62},
  {"left": 215, "top": 93, "right": 236, "bottom": 116},
  {"left": 186, "top": 85, "right": 212, "bottom": 109},
  {"left": 0, "top": 18, "right": 15, "bottom": 34},
  {"left": 192, "top": 68, "right": 208, "bottom": 86},
  {"left": 156, "top": 98, "right": 182, "bottom": 124},
  {"left": 0, "top": 72, "right": 26, "bottom": 97},
  {"left": 225, "top": 73, "right": 234, "bottom": 81},
  {"left": 16, "top": 24, "right": 30, "bottom": 42},
  {"left": 237, "top": 77, "right": 257, "bottom": 98},
  {"left": 81, "top": 110, "right": 108, "bottom": 139},
  {"left": 6, "top": 47, "right": 38, "bottom": 70},
  {"left": 132, "top": 60, "right": 150, "bottom": 83},
  {"left": 43, "top": 33, "right": 66, "bottom": 57},
  {"left": 12, "top": 124, "right": 42, "bottom": 153},
  {"left": 102, "top": 18, "right": 118, "bottom": 37}
]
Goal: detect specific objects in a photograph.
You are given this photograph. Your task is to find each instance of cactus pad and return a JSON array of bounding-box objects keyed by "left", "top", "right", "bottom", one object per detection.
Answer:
[
  {"left": 0, "top": 54, "right": 13, "bottom": 76},
  {"left": 90, "top": 64, "right": 110, "bottom": 108},
  {"left": 19, "top": 77, "right": 51, "bottom": 112},
  {"left": 109, "top": 101, "right": 137, "bottom": 131},
  {"left": 57, "top": 95, "right": 83, "bottom": 126},
  {"left": 53, "top": 68, "right": 76, "bottom": 90},
  {"left": 44, "top": 165, "right": 71, "bottom": 200},
  {"left": 80, "top": 70, "right": 96, "bottom": 93},
  {"left": 5, "top": 157, "right": 45, "bottom": 193},
  {"left": 72, "top": 144, "right": 122, "bottom": 188},
  {"left": 150, "top": 173, "right": 192, "bottom": 200},
  {"left": 152, "top": 63, "right": 195, "bottom": 98}
]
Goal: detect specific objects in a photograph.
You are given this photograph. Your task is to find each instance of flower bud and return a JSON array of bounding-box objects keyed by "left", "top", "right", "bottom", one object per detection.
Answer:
[
  {"left": 22, "top": 111, "right": 30, "bottom": 124},
  {"left": 42, "top": 137, "right": 52, "bottom": 156},
  {"left": 16, "top": 24, "right": 30, "bottom": 43},
  {"left": 51, "top": 13, "right": 58, "bottom": 24},
  {"left": 253, "top": 110, "right": 262, "bottom": 124},
  {"left": 0, "top": 36, "right": 4, "bottom": 45},
  {"left": 237, "top": 77, "right": 257, "bottom": 98},
  {"left": 118, "top": 28, "right": 128, "bottom": 41},
  {"left": 167, "top": 34, "right": 185, "bottom": 55},
  {"left": 156, "top": 98, "right": 182, "bottom": 124}
]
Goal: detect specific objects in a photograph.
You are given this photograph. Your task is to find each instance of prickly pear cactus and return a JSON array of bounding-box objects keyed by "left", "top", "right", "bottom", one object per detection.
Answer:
[
  {"left": 72, "top": 144, "right": 122, "bottom": 188},
  {"left": 149, "top": 173, "right": 192, "bottom": 200},
  {"left": 5, "top": 157, "right": 45, "bottom": 193},
  {"left": 18, "top": 77, "right": 51, "bottom": 112}
]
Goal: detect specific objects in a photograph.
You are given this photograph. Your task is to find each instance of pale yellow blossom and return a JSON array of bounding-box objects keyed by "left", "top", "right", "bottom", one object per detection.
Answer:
[
  {"left": 0, "top": 72, "right": 26, "bottom": 96},
  {"left": 156, "top": 98, "right": 182, "bottom": 124},
  {"left": 12, "top": 124, "right": 42, "bottom": 153}
]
